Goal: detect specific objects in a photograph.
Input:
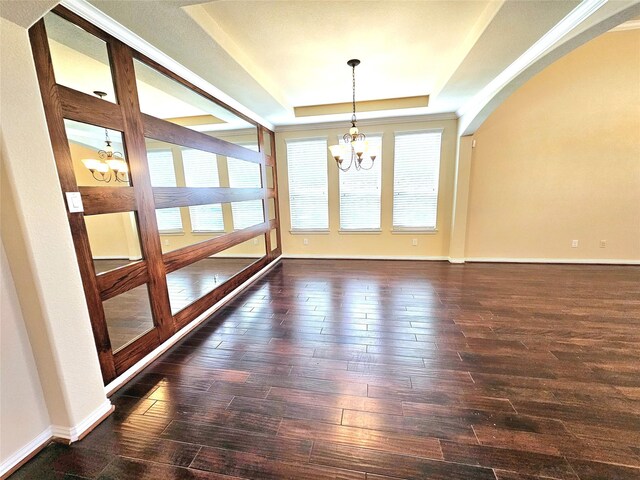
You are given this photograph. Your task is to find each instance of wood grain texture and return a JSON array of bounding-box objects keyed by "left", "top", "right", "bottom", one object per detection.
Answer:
[
  {"left": 28, "top": 18, "right": 116, "bottom": 382},
  {"left": 109, "top": 40, "right": 173, "bottom": 356},
  {"left": 79, "top": 186, "right": 136, "bottom": 215},
  {"left": 12, "top": 260, "right": 640, "bottom": 479},
  {"left": 143, "top": 114, "right": 262, "bottom": 164},
  {"left": 29, "top": 9, "right": 281, "bottom": 387},
  {"left": 96, "top": 261, "right": 149, "bottom": 301},
  {"left": 58, "top": 85, "right": 124, "bottom": 132}
]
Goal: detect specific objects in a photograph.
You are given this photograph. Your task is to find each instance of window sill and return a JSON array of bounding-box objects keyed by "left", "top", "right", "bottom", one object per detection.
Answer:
[
  {"left": 289, "top": 229, "right": 330, "bottom": 235},
  {"left": 159, "top": 230, "right": 185, "bottom": 236},
  {"left": 391, "top": 229, "right": 438, "bottom": 235},
  {"left": 339, "top": 229, "right": 382, "bottom": 235}
]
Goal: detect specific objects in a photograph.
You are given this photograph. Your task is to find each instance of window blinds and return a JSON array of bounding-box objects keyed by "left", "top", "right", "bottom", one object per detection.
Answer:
[
  {"left": 286, "top": 139, "right": 329, "bottom": 230},
  {"left": 147, "top": 149, "right": 182, "bottom": 232},
  {"left": 339, "top": 135, "right": 382, "bottom": 230},
  {"left": 392, "top": 131, "right": 442, "bottom": 230},
  {"left": 227, "top": 153, "right": 264, "bottom": 230},
  {"left": 182, "top": 149, "right": 224, "bottom": 232}
]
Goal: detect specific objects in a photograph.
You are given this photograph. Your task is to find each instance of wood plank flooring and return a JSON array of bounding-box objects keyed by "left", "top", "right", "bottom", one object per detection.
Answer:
[{"left": 10, "top": 259, "right": 640, "bottom": 480}]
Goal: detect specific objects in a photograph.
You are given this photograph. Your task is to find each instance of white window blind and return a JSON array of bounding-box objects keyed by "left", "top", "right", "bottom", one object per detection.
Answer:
[
  {"left": 227, "top": 150, "right": 264, "bottom": 230},
  {"left": 147, "top": 149, "right": 182, "bottom": 232},
  {"left": 392, "top": 131, "right": 442, "bottom": 230},
  {"left": 339, "top": 135, "right": 382, "bottom": 230},
  {"left": 182, "top": 149, "right": 224, "bottom": 232},
  {"left": 286, "top": 139, "right": 329, "bottom": 230}
]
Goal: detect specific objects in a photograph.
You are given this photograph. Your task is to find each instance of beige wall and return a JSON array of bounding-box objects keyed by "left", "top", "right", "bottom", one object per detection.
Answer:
[
  {"left": 0, "top": 242, "right": 51, "bottom": 469},
  {"left": 1, "top": 16, "right": 108, "bottom": 441},
  {"left": 465, "top": 29, "right": 640, "bottom": 261},
  {"left": 275, "top": 117, "right": 458, "bottom": 257}
]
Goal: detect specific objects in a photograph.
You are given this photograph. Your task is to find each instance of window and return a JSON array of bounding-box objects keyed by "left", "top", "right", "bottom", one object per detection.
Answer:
[
  {"left": 339, "top": 135, "right": 382, "bottom": 230},
  {"left": 286, "top": 139, "right": 329, "bottom": 230},
  {"left": 392, "top": 131, "right": 442, "bottom": 230},
  {"left": 182, "top": 149, "right": 224, "bottom": 232},
  {"left": 227, "top": 150, "right": 264, "bottom": 230},
  {"left": 147, "top": 150, "right": 182, "bottom": 232}
]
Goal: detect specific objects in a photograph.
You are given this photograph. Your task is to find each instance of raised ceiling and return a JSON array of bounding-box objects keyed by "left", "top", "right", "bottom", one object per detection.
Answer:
[{"left": 80, "top": 0, "right": 616, "bottom": 126}]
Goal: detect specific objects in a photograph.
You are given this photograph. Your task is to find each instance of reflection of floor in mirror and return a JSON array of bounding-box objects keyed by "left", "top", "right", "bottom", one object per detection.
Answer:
[{"left": 93, "top": 257, "right": 259, "bottom": 352}]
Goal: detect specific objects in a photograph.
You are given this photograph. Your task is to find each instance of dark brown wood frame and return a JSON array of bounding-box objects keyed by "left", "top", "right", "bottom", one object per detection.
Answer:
[{"left": 29, "top": 6, "right": 282, "bottom": 384}]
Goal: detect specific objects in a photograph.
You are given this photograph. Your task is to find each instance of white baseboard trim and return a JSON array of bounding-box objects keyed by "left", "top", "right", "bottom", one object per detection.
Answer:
[
  {"left": 105, "top": 256, "right": 282, "bottom": 396},
  {"left": 0, "top": 427, "right": 52, "bottom": 478},
  {"left": 283, "top": 254, "right": 448, "bottom": 261},
  {"left": 463, "top": 257, "right": 640, "bottom": 265},
  {"left": 50, "top": 400, "right": 113, "bottom": 442}
]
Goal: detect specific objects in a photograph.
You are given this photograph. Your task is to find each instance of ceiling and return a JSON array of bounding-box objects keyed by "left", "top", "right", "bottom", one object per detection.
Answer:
[
  {"left": 88, "top": 0, "right": 587, "bottom": 126},
  {"left": 6, "top": 0, "right": 635, "bottom": 128}
]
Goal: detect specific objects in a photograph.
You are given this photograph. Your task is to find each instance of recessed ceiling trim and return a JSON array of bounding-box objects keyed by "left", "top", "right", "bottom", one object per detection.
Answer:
[
  {"left": 275, "top": 112, "right": 457, "bottom": 133},
  {"left": 294, "top": 96, "right": 429, "bottom": 118},
  {"left": 59, "top": 0, "right": 274, "bottom": 131}
]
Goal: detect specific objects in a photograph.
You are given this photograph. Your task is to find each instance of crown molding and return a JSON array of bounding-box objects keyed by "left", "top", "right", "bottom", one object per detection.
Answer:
[
  {"left": 458, "top": 0, "right": 608, "bottom": 135},
  {"left": 274, "top": 112, "right": 458, "bottom": 133},
  {"left": 59, "top": 0, "right": 274, "bottom": 131},
  {"left": 610, "top": 18, "right": 640, "bottom": 31}
]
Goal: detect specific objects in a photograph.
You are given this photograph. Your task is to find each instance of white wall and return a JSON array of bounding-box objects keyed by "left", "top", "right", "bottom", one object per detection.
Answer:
[
  {"left": 0, "top": 242, "right": 51, "bottom": 472},
  {"left": 0, "top": 14, "right": 110, "bottom": 466}
]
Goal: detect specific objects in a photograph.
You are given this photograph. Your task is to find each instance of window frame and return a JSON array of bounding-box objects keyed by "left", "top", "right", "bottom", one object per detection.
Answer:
[
  {"left": 285, "top": 137, "right": 330, "bottom": 233},
  {"left": 391, "top": 128, "right": 444, "bottom": 233},
  {"left": 337, "top": 133, "right": 383, "bottom": 233}
]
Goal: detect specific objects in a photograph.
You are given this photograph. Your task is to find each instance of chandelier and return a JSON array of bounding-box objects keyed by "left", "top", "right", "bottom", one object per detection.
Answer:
[
  {"left": 328, "top": 59, "right": 377, "bottom": 172},
  {"left": 81, "top": 91, "right": 128, "bottom": 183}
]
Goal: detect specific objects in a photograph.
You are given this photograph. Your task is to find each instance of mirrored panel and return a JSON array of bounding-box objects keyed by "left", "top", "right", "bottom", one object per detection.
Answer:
[
  {"left": 266, "top": 165, "right": 275, "bottom": 189},
  {"left": 262, "top": 132, "right": 272, "bottom": 157},
  {"left": 44, "top": 12, "right": 116, "bottom": 102},
  {"left": 103, "top": 283, "right": 154, "bottom": 352},
  {"left": 268, "top": 197, "right": 276, "bottom": 221},
  {"left": 157, "top": 199, "right": 265, "bottom": 253},
  {"left": 270, "top": 229, "right": 278, "bottom": 252},
  {"left": 65, "top": 119, "right": 130, "bottom": 187},
  {"left": 86, "top": 212, "right": 143, "bottom": 274},
  {"left": 134, "top": 59, "right": 258, "bottom": 149},
  {"left": 166, "top": 234, "right": 265, "bottom": 314}
]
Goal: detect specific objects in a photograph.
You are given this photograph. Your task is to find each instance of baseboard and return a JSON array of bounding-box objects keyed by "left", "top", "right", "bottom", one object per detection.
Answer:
[
  {"left": 104, "top": 255, "right": 282, "bottom": 396},
  {"left": 463, "top": 257, "right": 640, "bottom": 265},
  {"left": 50, "top": 400, "right": 114, "bottom": 443},
  {"left": 283, "top": 254, "right": 448, "bottom": 261},
  {"left": 0, "top": 427, "right": 52, "bottom": 479}
]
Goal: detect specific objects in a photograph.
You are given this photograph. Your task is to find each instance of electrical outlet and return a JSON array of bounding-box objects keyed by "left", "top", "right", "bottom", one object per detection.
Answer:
[
  {"left": 571, "top": 240, "right": 579, "bottom": 248},
  {"left": 303, "top": 238, "right": 309, "bottom": 246},
  {"left": 600, "top": 240, "right": 607, "bottom": 248},
  {"left": 164, "top": 239, "right": 170, "bottom": 246},
  {"left": 253, "top": 238, "right": 258, "bottom": 245},
  {"left": 412, "top": 238, "right": 418, "bottom": 246}
]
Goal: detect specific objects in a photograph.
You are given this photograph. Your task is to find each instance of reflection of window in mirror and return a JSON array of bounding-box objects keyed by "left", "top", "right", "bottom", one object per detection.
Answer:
[
  {"left": 147, "top": 149, "right": 183, "bottom": 233},
  {"left": 227, "top": 151, "right": 264, "bottom": 230},
  {"left": 182, "top": 149, "right": 225, "bottom": 233}
]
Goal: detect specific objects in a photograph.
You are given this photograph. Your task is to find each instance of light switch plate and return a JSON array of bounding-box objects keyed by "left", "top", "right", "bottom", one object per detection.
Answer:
[{"left": 65, "top": 192, "right": 84, "bottom": 213}]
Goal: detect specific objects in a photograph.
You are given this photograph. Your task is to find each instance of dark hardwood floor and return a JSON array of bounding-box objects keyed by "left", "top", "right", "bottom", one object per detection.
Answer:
[{"left": 11, "top": 260, "right": 640, "bottom": 480}]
